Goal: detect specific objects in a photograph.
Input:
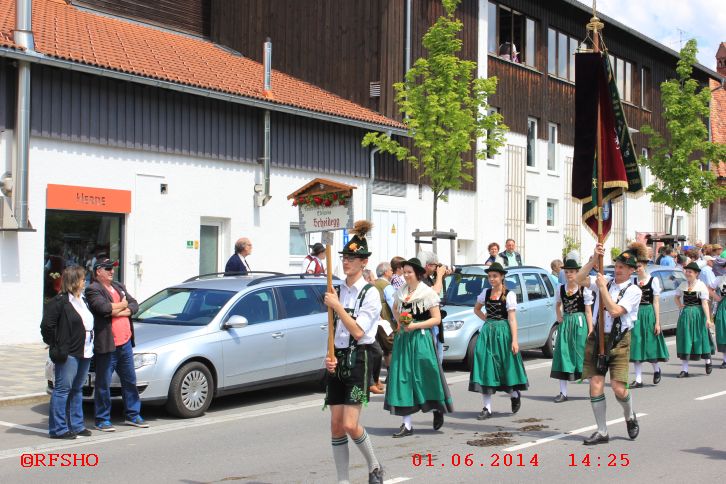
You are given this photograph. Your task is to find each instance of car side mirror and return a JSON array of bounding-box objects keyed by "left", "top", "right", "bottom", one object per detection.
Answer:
[{"left": 224, "top": 315, "right": 249, "bottom": 329}]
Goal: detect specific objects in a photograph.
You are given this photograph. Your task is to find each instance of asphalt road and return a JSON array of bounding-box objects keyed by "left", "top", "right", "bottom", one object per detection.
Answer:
[{"left": 0, "top": 333, "right": 724, "bottom": 483}]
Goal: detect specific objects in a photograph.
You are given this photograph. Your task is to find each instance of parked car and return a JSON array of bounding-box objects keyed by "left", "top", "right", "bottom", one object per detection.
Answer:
[
  {"left": 441, "top": 265, "right": 558, "bottom": 369},
  {"left": 603, "top": 264, "right": 685, "bottom": 331},
  {"left": 46, "top": 272, "right": 336, "bottom": 418}
]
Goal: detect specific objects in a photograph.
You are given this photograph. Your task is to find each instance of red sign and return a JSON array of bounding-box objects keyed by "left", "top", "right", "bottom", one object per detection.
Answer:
[{"left": 46, "top": 184, "right": 131, "bottom": 213}]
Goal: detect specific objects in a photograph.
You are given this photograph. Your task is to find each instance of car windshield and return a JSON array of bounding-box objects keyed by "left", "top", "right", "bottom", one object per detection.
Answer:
[
  {"left": 133, "top": 288, "right": 236, "bottom": 326},
  {"left": 443, "top": 274, "right": 490, "bottom": 306}
]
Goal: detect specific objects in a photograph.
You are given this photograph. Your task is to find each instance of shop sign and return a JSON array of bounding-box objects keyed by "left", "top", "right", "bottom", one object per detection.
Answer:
[{"left": 46, "top": 184, "right": 131, "bottom": 213}]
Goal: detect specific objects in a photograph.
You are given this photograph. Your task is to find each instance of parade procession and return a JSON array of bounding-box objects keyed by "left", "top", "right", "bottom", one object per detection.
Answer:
[{"left": 0, "top": 0, "right": 725, "bottom": 483}]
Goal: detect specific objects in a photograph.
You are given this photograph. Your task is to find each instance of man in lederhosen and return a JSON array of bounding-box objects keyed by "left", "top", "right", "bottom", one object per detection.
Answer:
[
  {"left": 577, "top": 243, "right": 642, "bottom": 445},
  {"left": 324, "top": 220, "right": 384, "bottom": 484}
]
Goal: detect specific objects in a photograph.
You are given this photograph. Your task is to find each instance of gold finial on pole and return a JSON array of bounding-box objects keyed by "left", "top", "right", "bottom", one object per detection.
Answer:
[{"left": 586, "top": 0, "right": 604, "bottom": 52}]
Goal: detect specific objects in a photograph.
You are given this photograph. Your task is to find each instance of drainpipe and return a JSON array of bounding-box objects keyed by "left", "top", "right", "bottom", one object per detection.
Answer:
[
  {"left": 255, "top": 39, "right": 272, "bottom": 207},
  {"left": 366, "top": 147, "right": 380, "bottom": 221},
  {"left": 12, "top": 0, "right": 34, "bottom": 229},
  {"left": 404, "top": 0, "right": 412, "bottom": 74}
]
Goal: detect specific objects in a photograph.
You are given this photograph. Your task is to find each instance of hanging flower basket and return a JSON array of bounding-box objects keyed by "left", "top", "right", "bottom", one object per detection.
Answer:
[{"left": 292, "top": 191, "right": 349, "bottom": 208}]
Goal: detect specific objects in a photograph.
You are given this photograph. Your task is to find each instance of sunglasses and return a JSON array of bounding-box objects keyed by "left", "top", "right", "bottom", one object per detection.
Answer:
[{"left": 100, "top": 266, "right": 115, "bottom": 272}]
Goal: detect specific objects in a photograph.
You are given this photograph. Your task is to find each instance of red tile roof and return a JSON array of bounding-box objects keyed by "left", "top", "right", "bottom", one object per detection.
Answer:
[{"left": 0, "top": 0, "right": 404, "bottom": 131}]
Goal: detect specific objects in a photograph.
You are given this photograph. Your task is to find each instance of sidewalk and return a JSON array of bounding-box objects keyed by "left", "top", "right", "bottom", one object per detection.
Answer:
[{"left": 0, "top": 344, "right": 50, "bottom": 406}]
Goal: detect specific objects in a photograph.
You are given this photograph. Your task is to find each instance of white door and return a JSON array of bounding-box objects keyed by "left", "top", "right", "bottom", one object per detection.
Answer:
[{"left": 372, "top": 209, "right": 407, "bottom": 264}]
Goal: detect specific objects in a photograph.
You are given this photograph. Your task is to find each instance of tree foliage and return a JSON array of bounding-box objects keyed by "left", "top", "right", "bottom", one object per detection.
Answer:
[
  {"left": 639, "top": 39, "right": 726, "bottom": 234},
  {"left": 363, "top": 0, "right": 508, "bottom": 236}
]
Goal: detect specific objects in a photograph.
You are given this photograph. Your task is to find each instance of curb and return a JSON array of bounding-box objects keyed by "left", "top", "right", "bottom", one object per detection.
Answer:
[{"left": 0, "top": 393, "right": 50, "bottom": 408}]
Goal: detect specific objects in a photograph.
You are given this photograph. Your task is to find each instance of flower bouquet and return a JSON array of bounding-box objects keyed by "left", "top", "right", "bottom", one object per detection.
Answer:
[{"left": 399, "top": 311, "right": 413, "bottom": 326}]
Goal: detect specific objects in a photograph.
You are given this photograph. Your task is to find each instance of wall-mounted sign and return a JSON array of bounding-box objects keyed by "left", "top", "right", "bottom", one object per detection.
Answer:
[{"left": 46, "top": 184, "right": 131, "bottom": 213}]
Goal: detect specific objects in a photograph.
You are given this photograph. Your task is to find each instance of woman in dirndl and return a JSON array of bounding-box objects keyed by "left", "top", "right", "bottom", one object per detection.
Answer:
[
  {"left": 550, "top": 259, "right": 593, "bottom": 402},
  {"left": 384, "top": 258, "right": 453, "bottom": 438},
  {"left": 630, "top": 245, "right": 669, "bottom": 387},
  {"left": 709, "top": 273, "right": 726, "bottom": 368},
  {"left": 469, "top": 262, "right": 528, "bottom": 419},
  {"left": 675, "top": 262, "right": 714, "bottom": 377}
]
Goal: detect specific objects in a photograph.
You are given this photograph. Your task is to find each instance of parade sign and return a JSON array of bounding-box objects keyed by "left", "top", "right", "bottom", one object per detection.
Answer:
[{"left": 287, "top": 178, "right": 355, "bottom": 234}]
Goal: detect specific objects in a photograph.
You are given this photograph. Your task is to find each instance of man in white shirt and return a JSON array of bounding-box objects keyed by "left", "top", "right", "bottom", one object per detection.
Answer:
[
  {"left": 323, "top": 220, "right": 383, "bottom": 484},
  {"left": 577, "top": 243, "right": 642, "bottom": 446}
]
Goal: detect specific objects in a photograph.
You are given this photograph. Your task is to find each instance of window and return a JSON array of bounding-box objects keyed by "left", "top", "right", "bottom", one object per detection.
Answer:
[
  {"left": 289, "top": 224, "right": 308, "bottom": 256},
  {"left": 486, "top": 106, "right": 500, "bottom": 159},
  {"left": 526, "top": 197, "right": 538, "bottom": 225},
  {"left": 226, "top": 289, "right": 278, "bottom": 325},
  {"left": 547, "top": 122, "right": 558, "bottom": 171},
  {"left": 546, "top": 199, "right": 557, "bottom": 227},
  {"left": 522, "top": 273, "right": 547, "bottom": 301},
  {"left": 548, "top": 28, "right": 578, "bottom": 81},
  {"left": 278, "top": 285, "right": 325, "bottom": 318},
  {"left": 488, "top": 2, "right": 537, "bottom": 67},
  {"left": 504, "top": 274, "right": 523, "bottom": 304},
  {"left": 527, "top": 117, "right": 537, "bottom": 167},
  {"left": 542, "top": 273, "right": 555, "bottom": 297},
  {"left": 135, "top": 288, "right": 236, "bottom": 326},
  {"left": 608, "top": 54, "right": 633, "bottom": 103},
  {"left": 676, "top": 216, "right": 684, "bottom": 236},
  {"left": 656, "top": 270, "right": 684, "bottom": 292},
  {"left": 641, "top": 67, "right": 651, "bottom": 109}
]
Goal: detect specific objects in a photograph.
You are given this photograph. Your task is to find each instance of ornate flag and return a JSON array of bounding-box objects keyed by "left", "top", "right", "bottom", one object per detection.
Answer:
[{"left": 573, "top": 52, "right": 642, "bottom": 239}]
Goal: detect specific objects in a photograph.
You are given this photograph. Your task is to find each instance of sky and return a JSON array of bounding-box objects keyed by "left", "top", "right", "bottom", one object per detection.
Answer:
[{"left": 575, "top": 0, "right": 724, "bottom": 71}]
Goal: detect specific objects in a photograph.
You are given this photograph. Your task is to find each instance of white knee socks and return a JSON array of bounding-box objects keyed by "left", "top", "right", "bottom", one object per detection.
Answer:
[
  {"left": 559, "top": 380, "right": 568, "bottom": 396},
  {"left": 634, "top": 362, "right": 642, "bottom": 383},
  {"left": 402, "top": 415, "right": 412, "bottom": 430},
  {"left": 482, "top": 394, "right": 492, "bottom": 412}
]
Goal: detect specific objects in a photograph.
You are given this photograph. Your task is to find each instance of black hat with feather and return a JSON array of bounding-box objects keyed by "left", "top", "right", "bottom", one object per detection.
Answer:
[{"left": 339, "top": 220, "right": 373, "bottom": 258}]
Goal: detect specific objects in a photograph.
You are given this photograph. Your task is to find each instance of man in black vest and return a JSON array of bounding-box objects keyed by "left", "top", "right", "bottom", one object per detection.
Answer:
[{"left": 497, "top": 238, "right": 523, "bottom": 267}]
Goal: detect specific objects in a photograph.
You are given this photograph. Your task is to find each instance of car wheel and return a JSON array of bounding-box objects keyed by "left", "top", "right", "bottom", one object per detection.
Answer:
[
  {"left": 542, "top": 323, "right": 558, "bottom": 358},
  {"left": 166, "top": 362, "right": 214, "bottom": 418},
  {"left": 465, "top": 333, "right": 479, "bottom": 371}
]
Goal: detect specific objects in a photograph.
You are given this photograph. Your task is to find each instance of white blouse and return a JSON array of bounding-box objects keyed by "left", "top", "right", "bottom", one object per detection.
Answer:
[{"left": 69, "top": 293, "right": 94, "bottom": 358}]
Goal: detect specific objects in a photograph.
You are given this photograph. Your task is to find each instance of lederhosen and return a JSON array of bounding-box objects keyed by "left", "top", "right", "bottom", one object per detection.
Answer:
[
  {"left": 324, "top": 284, "right": 375, "bottom": 406},
  {"left": 584, "top": 282, "right": 633, "bottom": 381}
]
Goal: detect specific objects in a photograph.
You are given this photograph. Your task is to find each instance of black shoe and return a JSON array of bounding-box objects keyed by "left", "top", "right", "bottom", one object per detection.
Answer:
[
  {"left": 554, "top": 393, "right": 568, "bottom": 403},
  {"left": 583, "top": 431, "right": 609, "bottom": 445},
  {"left": 49, "top": 431, "right": 77, "bottom": 440},
  {"left": 392, "top": 425, "right": 413, "bottom": 438},
  {"left": 653, "top": 370, "right": 662, "bottom": 384},
  {"left": 706, "top": 363, "right": 713, "bottom": 375},
  {"left": 511, "top": 394, "right": 521, "bottom": 414},
  {"left": 476, "top": 408, "right": 492, "bottom": 420},
  {"left": 75, "top": 429, "right": 92, "bottom": 437},
  {"left": 626, "top": 416, "right": 640, "bottom": 440},
  {"left": 433, "top": 411, "right": 444, "bottom": 431},
  {"left": 368, "top": 465, "right": 384, "bottom": 484},
  {"left": 630, "top": 380, "right": 644, "bottom": 388},
  {"left": 720, "top": 361, "right": 726, "bottom": 369},
  {"left": 677, "top": 371, "right": 689, "bottom": 378}
]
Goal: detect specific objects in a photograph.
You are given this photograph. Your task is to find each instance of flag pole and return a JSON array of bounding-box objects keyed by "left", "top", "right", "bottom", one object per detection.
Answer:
[
  {"left": 325, "top": 240, "right": 335, "bottom": 359},
  {"left": 587, "top": 5, "right": 606, "bottom": 358}
]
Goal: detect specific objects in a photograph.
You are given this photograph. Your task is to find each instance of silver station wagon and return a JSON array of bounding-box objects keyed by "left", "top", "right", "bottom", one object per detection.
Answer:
[
  {"left": 47, "top": 273, "right": 334, "bottom": 418},
  {"left": 441, "top": 265, "right": 559, "bottom": 368}
]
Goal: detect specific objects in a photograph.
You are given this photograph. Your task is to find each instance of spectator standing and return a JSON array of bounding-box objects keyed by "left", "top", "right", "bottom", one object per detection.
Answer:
[
  {"left": 303, "top": 242, "right": 326, "bottom": 274},
  {"left": 496, "top": 239, "right": 523, "bottom": 267},
  {"left": 85, "top": 259, "right": 148, "bottom": 431},
  {"left": 390, "top": 256, "right": 406, "bottom": 290},
  {"left": 224, "top": 237, "right": 253, "bottom": 274},
  {"left": 41, "top": 266, "right": 95, "bottom": 439},
  {"left": 484, "top": 242, "right": 499, "bottom": 266},
  {"left": 660, "top": 246, "right": 675, "bottom": 267}
]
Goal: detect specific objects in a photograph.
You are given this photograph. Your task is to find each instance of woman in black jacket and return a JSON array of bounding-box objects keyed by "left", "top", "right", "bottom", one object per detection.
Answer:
[{"left": 40, "top": 266, "right": 95, "bottom": 439}]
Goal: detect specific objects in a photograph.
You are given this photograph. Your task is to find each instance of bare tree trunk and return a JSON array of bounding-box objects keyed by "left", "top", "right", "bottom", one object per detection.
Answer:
[
  {"left": 669, "top": 205, "right": 676, "bottom": 235},
  {"left": 432, "top": 194, "right": 438, "bottom": 255}
]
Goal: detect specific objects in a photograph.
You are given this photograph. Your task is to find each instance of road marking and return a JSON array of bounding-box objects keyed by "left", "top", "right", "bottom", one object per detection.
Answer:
[
  {"left": 384, "top": 478, "right": 411, "bottom": 484},
  {"left": 503, "top": 413, "right": 647, "bottom": 452},
  {"left": 695, "top": 390, "right": 726, "bottom": 401},
  {"left": 0, "top": 398, "right": 323, "bottom": 460},
  {"left": 445, "top": 360, "right": 552, "bottom": 385},
  {"left": 0, "top": 420, "right": 47, "bottom": 434}
]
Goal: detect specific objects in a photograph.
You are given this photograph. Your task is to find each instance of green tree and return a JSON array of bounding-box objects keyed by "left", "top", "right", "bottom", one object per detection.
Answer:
[
  {"left": 639, "top": 39, "right": 726, "bottom": 235},
  {"left": 363, "top": 0, "right": 507, "bottom": 247}
]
